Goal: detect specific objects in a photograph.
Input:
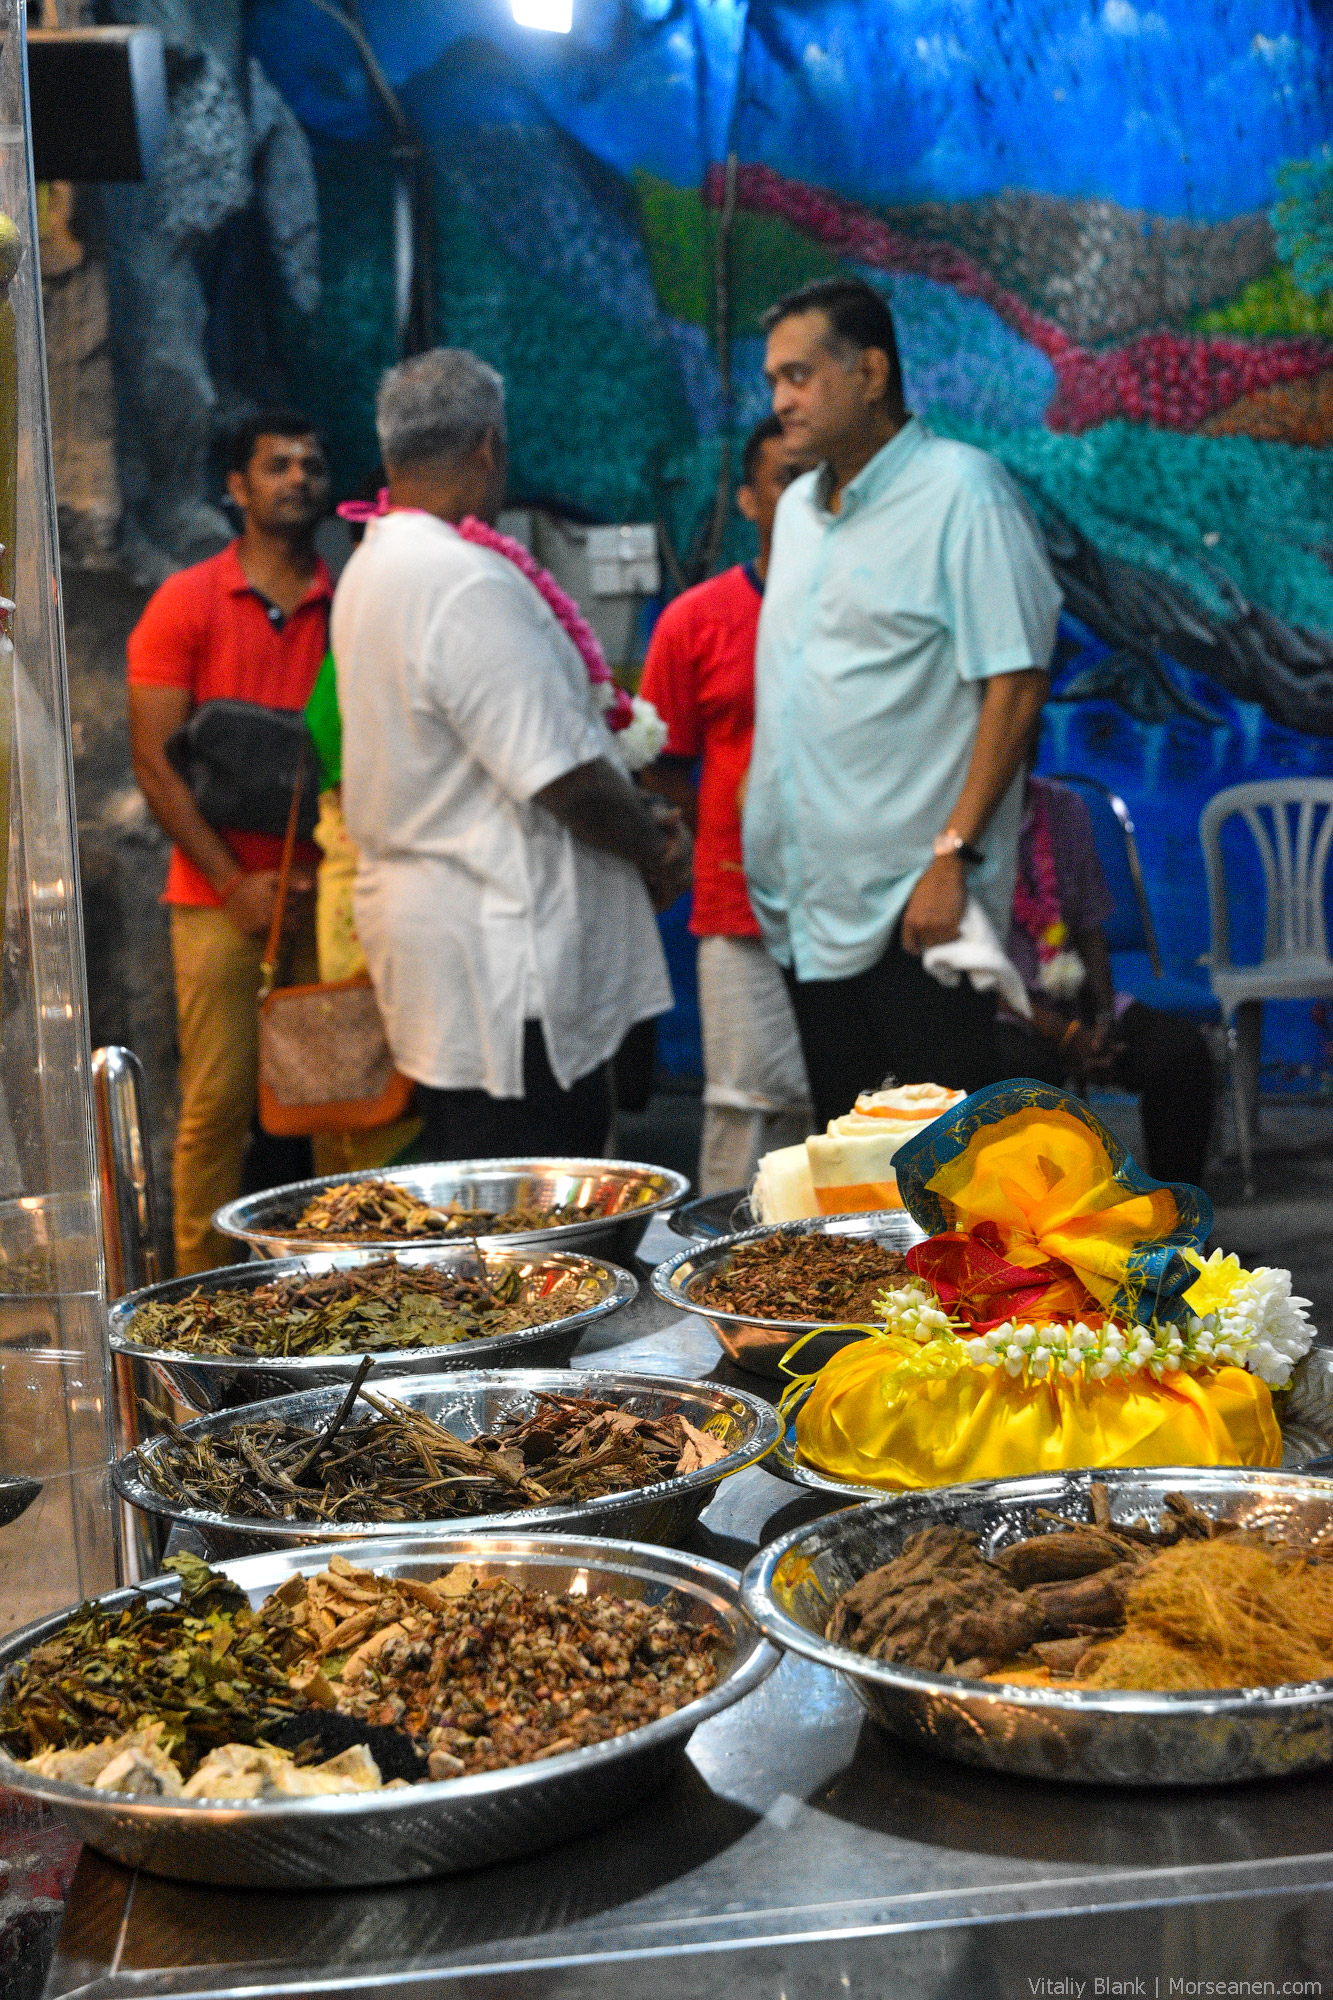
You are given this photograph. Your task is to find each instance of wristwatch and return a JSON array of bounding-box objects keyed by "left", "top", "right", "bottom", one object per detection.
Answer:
[{"left": 933, "top": 827, "right": 985, "bottom": 867}]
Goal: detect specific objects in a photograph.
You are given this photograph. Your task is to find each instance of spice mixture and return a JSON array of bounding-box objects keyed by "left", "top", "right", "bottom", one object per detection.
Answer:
[
  {"left": 284, "top": 1178, "right": 645, "bottom": 1244},
  {"left": 125, "top": 1258, "right": 596, "bottom": 1359},
  {"left": 692, "top": 1231, "right": 911, "bottom": 1322},
  {"left": 138, "top": 1388, "right": 731, "bottom": 1524},
  {"left": 1, "top": 1552, "right": 724, "bottom": 1799},
  {"left": 267, "top": 1556, "right": 725, "bottom": 1779},
  {"left": 826, "top": 1484, "right": 1333, "bottom": 1691}
]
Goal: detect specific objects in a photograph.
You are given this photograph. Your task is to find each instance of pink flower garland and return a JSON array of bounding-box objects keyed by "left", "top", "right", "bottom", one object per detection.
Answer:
[
  {"left": 1012, "top": 787, "right": 1087, "bottom": 1002},
  {"left": 1012, "top": 786, "right": 1066, "bottom": 963},
  {"left": 336, "top": 491, "right": 634, "bottom": 731},
  {"left": 455, "top": 515, "right": 633, "bottom": 731}
]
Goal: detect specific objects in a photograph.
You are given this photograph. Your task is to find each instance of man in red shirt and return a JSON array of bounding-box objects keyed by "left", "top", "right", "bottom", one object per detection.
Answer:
[
  {"left": 127, "top": 411, "right": 332, "bottom": 1271},
  {"left": 642, "top": 416, "right": 813, "bottom": 1194}
]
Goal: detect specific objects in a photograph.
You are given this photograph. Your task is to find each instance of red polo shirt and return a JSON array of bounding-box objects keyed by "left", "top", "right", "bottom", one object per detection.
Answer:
[
  {"left": 127, "top": 541, "right": 331, "bottom": 906},
  {"left": 640, "top": 563, "right": 764, "bottom": 939}
]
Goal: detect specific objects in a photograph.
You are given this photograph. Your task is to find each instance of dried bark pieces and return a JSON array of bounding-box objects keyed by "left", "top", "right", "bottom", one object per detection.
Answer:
[
  {"left": 826, "top": 1488, "right": 1333, "bottom": 1692},
  {"left": 826, "top": 1526, "right": 1043, "bottom": 1673}
]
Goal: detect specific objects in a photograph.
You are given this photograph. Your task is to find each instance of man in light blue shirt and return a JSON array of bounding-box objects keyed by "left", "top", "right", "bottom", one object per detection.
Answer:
[{"left": 742, "top": 277, "right": 1061, "bottom": 1126}]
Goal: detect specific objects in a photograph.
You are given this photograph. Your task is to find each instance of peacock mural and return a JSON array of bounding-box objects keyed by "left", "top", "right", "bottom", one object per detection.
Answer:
[{"left": 245, "top": 0, "right": 1333, "bottom": 1087}]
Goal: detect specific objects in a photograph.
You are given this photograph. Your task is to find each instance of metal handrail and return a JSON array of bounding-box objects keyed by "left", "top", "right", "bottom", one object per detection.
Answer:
[
  {"left": 91, "top": 1044, "right": 168, "bottom": 1581},
  {"left": 91, "top": 1045, "right": 161, "bottom": 1298}
]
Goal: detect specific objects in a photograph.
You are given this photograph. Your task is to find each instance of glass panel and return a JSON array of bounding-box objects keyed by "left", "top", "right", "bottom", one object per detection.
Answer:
[{"left": 0, "top": 0, "right": 116, "bottom": 1633}]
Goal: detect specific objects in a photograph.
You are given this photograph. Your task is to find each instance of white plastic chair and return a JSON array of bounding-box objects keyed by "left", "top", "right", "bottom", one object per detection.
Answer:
[{"left": 1199, "top": 779, "right": 1333, "bottom": 1198}]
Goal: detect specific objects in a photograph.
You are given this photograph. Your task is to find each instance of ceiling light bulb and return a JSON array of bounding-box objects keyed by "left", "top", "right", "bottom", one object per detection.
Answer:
[{"left": 511, "top": 0, "right": 572, "bottom": 28}]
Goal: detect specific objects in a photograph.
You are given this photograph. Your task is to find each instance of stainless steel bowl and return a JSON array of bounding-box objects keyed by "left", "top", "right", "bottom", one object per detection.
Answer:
[
  {"left": 651, "top": 1211, "right": 926, "bottom": 1378},
  {"left": 213, "top": 1159, "right": 690, "bottom": 1263},
  {"left": 743, "top": 1465, "right": 1333, "bottom": 1788},
  {"left": 764, "top": 1343, "right": 1333, "bottom": 1499},
  {"left": 0, "top": 1474, "right": 39, "bottom": 1528},
  {"left": 0, "top": 1534, "right": 778, "bottom": 1886},
  {"left": 112, "top": 1367, "right": 783, "bottom": 1559},
  {"left": 108, "top": 1245, "right": 637, "bottom": 1416}
]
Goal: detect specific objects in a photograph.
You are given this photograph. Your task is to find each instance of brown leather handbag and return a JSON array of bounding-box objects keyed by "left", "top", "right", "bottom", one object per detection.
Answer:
[{"left": 256, "top": 762, "right": 415, "bottom": 1138}]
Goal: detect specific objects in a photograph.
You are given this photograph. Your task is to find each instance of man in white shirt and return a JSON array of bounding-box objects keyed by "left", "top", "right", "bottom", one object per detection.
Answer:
[
  {"left": 333, "top": 348, "right": 687, "bottom": 1160},
  {"left": 744, "top": 278, "right": 1061, "bottom": 1125}
]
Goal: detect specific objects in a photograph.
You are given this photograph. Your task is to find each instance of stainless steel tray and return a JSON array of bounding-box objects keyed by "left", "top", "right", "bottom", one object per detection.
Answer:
[
  {"left": 743, "top": 1465, "right": 1333, "bottom": 1787},
  {"left": 108, "top": 1246, "right": 638, "bottom": 1415},
  {"left": 112, "top": 1367, "right": 782, "bottom": 1559},
  {"left": 213, "top": 1159, "right": 689, "bottom": 1263},
  {"left": 765, "top": 1342, "right": 1333, "bottom": 1497},
  {"left": 0, "top": 1534, "right": 778, "bottom": 1887},
  {"left": 651, "top": 1211, "right": 926, "bottom": 1378}
]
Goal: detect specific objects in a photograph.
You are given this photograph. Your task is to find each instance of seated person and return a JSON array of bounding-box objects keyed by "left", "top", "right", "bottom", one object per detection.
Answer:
[{"left": 992, "top": 771, "right": 1215, "bottom": 1186}]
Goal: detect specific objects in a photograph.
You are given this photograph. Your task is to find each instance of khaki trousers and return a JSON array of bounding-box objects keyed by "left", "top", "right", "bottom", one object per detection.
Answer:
[
  {"left": 696, "top": 933, "right": 814, "bottom": 1197},
  {"left": 170, "top": 903, "right": 318, "bottom": 1274}
]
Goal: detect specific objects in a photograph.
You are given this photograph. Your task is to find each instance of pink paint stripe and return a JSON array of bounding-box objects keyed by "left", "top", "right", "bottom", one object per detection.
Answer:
[
  {"left": 707, "top": 161, "right": 1069, "bottom": 356},
  {"left": 708, "top": 162, "right": 1332, "bottom": 433}
]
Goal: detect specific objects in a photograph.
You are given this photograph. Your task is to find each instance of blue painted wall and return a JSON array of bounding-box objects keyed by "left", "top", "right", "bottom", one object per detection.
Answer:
[{"left": 247, "top": 0, "right": 1333, "bottom": 1088}]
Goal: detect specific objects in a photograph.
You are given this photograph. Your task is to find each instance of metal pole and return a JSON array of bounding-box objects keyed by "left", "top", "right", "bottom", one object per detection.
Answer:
[
  {"left": 91, "top": 1044, "right": 160, "bottom": 1298},
  {"left": 91, "top": 1044, "right": 169, "bottom": 1579}
]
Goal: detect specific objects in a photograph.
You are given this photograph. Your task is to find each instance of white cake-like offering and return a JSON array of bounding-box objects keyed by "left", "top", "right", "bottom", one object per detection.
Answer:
[
  {"left": 749, "top": 1142, "right": 818, "bottom": 1223},
  {"left": 751, "top": 1084, "right": 965, "bottom": 1222}
]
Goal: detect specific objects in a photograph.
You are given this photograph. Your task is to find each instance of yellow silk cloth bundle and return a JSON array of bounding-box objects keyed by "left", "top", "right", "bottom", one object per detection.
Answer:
[
  {"left": 903, "top": 1101, "right": 1194, "bottom": 1325},
  {"left": 793, "top": 1337, "right": 1281, "bottom": 1491},
  {"left": 789, "top": 1083, "right": 1295, "bottom": 1490}
]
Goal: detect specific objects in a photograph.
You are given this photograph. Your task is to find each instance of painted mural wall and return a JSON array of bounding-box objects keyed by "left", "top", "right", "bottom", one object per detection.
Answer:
[{"left": 248, "top": 0, "right": 1333, "bottom": 1087}]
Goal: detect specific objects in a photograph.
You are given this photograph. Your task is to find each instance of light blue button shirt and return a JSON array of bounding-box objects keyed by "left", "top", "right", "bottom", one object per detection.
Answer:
[{"left": 742, "top": 418, "right": 1062, "bottom": 982}]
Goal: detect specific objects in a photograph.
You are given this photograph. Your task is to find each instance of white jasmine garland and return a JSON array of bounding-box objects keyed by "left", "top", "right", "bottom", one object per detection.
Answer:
[
  {"left": 874, "top": 1284, "right": 956, "bottom": 1343},
  {"left": 1036, "top": 948, "right": 1087, "bottom": 1001},
  {"left": 1180, "top": 1248, "right": 1316, "bottom": 1386},
  {"left": 870, "top": 1255, "right": 1315, "bottom": 1390},
  {"left": 607, "top": 693, "right": 669, "bottom": 773}
]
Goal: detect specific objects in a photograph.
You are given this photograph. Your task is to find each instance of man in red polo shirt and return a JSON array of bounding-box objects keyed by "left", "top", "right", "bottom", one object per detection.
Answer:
[
  {"left": 127, "top": 411, "right": 332, "bottom": 1271},
  {"left": 642, "top": 415, "right": 813, "bottom": 1194}
]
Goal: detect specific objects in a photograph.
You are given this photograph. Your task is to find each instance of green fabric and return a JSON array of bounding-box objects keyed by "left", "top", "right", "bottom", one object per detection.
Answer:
[{"left": 304, "top": 650, "right": 342, "bottom": 790}]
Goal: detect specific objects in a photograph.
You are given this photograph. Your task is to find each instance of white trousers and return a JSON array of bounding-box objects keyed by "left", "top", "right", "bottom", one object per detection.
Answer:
[{"left": 696, "top": 933, "right": 814, "bottom": 1196}]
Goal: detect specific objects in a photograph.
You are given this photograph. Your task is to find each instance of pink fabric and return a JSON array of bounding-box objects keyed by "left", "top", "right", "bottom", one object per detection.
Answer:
[
  {"left": 1011, "top": 784, "right": 1064, "bottom": 964},
  {"left": 337, "top": 491, "right": 633, "bottom": 729}
]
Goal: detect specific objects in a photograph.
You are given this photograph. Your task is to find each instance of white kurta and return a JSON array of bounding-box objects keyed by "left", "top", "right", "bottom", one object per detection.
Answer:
[{"left": 332, "top": 511, "right": 671, "bottom": 1097}]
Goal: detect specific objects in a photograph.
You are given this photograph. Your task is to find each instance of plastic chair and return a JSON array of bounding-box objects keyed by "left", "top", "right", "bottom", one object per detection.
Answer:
[
  {"left": 1199, "top": 779, "right": 1333, "bottom": 1199},
  {"left": 1046, "top": 774, "right": 1220, "bottom": 1022}
]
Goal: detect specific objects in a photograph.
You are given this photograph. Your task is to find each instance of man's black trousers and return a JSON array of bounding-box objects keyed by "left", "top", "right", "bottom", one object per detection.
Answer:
[
  {"left": 412, "top": 1021, "right": 610, "bottom": 1162},
  {"left": 783, "top": 927, "right": 998, "bottom": 1130}
]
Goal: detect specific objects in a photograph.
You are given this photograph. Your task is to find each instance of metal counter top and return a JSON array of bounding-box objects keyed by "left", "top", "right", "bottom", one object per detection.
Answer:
[{"left": 40, "top": 1222, "right": 1333, "bottom": 1998}]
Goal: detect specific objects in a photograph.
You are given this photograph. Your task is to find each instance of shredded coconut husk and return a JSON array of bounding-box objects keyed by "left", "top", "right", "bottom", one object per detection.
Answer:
[{"left": 990, "top": 1540, "right": 1333, "bottom": 1692}]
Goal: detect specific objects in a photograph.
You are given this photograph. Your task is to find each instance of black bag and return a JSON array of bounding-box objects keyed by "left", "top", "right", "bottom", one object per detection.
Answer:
[{"left": 166, "top": 700, "right": 320, "bottom": 841}]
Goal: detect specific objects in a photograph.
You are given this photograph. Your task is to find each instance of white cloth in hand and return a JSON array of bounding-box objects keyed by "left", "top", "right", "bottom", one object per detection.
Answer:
[{"left": 922, "top": 897, "right": 1032, "bottom": 1020}]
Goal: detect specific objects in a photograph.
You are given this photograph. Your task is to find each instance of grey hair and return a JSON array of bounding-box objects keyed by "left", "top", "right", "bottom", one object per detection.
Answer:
[{"left": 375, "top": 347, "right": 506, "bottom": 470}]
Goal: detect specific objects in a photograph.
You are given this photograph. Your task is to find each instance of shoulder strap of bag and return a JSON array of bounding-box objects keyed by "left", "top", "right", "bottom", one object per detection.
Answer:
[{"left": 258, "top": 741, "right": 308, "bottom": 1002}]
